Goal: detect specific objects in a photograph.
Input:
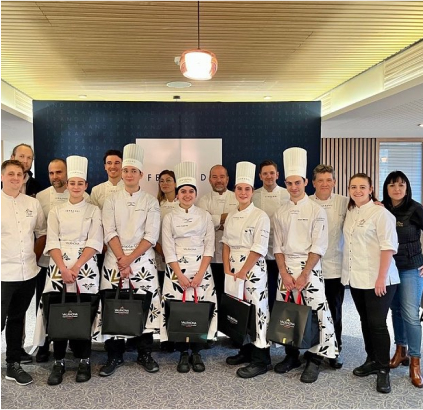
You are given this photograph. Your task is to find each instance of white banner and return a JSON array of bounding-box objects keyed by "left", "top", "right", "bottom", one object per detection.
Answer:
[{"left": 136, "top": 138, "right": 222, "bottom": 200}]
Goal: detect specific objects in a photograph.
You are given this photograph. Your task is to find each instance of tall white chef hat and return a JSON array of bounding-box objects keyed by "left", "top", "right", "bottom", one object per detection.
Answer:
[
  {"left": 283, "top": 147, "right": 307, "bottom": 179},
  {"left": 66, "top": 155, "right": 88, "bottom": 180},
  {"left": 235, "top": 161, "right": 256, "bottom": 187},
  {"left": 122, "top": 143, "right": 144, "bottom": 171},
  {"left": 174, "top": 161, "right": 197, "bottom": 189}
]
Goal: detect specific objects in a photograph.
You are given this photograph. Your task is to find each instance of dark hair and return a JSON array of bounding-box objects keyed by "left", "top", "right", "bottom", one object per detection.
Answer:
[
  {"left": 49, "top": 158, "right": 67, "bottom": 168},
  {"left": 103, "top": 150, "right": 123, "bottom": 163},
  {"left": 157, "top": 169, "right": 176, "bottom": 202},
  {"left": 312, "top": 164, "right": 335, "bottom": 180},
  {"left": 11, "top": 143, "right": 34, "bottom": 157},
  {"left": 209, "top": 164, "right": 228, "bottom": 177},
  {"left": 1, "top": 159, "right": 25, "bottom": 173},
  {"left": 382, "top": 170, "right": 412, "bottom": 208},
  {"left": 347, "top": 172, "right": 377, "bottom": 210},
  {"left": 259, "top": 160, "right": 278, "bottom": 173},
  {"left": 176, "top": 184, "right": 197, "bottom": 195}
]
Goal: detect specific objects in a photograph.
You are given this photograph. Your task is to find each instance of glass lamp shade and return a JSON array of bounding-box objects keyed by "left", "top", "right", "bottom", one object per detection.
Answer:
[{"left": 180, "top": 49, "right": 218, "bottom": 80}]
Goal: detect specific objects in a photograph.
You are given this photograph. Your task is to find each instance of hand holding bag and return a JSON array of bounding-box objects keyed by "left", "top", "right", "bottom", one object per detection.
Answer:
[
  {"left": 267, "top": 290, "right": 319, "bottom": 349},
  {"left": 224, "top": 277, "right": 245, "bottom": 299},
  {"left": 47, "top": 283, "right": 92, "bottom": 341},
  {"left": 218, "top": 291, "right": 256, "bottom": 346},
  {"left": 165, "top": 288, "right": 214, "bottom": 343},
  {"left": 102, "top": 278, "right": 150, "bottom": 337}
]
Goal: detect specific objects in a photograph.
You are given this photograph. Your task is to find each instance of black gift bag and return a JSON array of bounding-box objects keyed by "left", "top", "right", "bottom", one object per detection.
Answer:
[
  {"left": 165, "top": 289, "right": 214, "bottom": 343},
  {"left": 218, "top": 293, "right": 256, "bottom": 345},
  {"left": 267, "top": 291, "right": 319, "bottom": 349},
  {"left": 47, "top": 284, "right": 92, "bottom": 341},
  {"left": 102, "top": 279, "right": 151, "bottom": 337}
]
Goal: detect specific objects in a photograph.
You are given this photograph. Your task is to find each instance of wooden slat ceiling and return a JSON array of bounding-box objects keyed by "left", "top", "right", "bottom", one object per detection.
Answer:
[{"left": 2, "top": 1, "right": 423, "bottom": 102}]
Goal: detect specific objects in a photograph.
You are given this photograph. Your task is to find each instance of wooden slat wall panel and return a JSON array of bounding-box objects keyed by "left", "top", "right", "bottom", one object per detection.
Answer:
[{"left": 321, "top": 138, "right": 377, "bottom": 197}]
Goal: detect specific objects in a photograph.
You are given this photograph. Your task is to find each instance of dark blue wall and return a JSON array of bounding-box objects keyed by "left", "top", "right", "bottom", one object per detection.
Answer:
[{"left": 33, "top": 101, "right": 321, "bottom": 194}]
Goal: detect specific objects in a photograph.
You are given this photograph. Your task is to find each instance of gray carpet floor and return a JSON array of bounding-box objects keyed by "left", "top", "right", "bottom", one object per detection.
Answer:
[{"left": 1, "top": 289, "right": 422, "bottom": 409}]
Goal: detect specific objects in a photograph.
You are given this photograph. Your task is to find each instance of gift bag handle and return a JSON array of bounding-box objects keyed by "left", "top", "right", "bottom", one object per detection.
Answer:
[
  {"left": 62, "top": 282, "right": 81, "bottom": 304},
  {"left": 182, "top": 288, "right": 198, "bottom": 303},
  {"left": 284, "top": 290, "right": 303, "bottom": 305},
  {"left": 115, "top": 277, "right": 135, "bottom": 300}
]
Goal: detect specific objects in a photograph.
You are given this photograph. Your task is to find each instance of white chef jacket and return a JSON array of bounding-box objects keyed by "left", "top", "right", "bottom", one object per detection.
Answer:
[
  {"left": 197, "top": 190, "right": 238, "bottom": 263},
  {"left": 310, "top": 193, "right": 348, "bottom": 279},
  {"left": 90, "top": 179, "right": 124, "bottom": 210},
  {"left": 341, "top": 200, "right": 400, "bottom": 289},
  {"left": 273, "top": 195, "right": 328, "bottom": 259},
  {"left": 102, "top": 188, "right": 160, "bottom": 248},
  {"left": 36, "top": 186, "right": 91, "bottom": 267},
  {"left": 221, "top": 202, "right": 270, "bottom": 257},
  {"left": 1, "top": 190, "right": 47, "bottom": 281},
  {"left": 162, "top": 204, "right": 215, "bottom": 263},
  {"left": 44, "top": 199, "right": 103, "bottom": 256},
  {"left": 252, "top": 185, "right": 289, "bottom": 259}
]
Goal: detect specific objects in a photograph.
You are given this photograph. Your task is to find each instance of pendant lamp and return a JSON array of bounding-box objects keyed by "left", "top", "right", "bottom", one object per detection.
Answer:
[{"left": 179, "top": 1, "right": 218, "bottom": 81}]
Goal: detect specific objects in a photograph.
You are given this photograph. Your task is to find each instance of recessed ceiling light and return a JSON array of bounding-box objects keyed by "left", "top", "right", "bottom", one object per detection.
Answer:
[
  {"left": 166, "top": 81, "right": 192, "bottom": 89},
  {"left": 418, "top": 123, "right": 423, "bottom": 127},
  {"left": 79, "top": 94, "right": 87, "bottom": 99},
  {"left": 263, "top": 96, "right": 272, "bottom": 100}
]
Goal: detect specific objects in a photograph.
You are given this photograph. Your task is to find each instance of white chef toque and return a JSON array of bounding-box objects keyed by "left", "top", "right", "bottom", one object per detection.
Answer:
[
  {"left": 283, "top": 147, "right": 307, "bottom": 179},
  {"left": 122, "top": 144, "right": 144, "bottom": 172},
  {"left": 174, "top": 161, "right": 197, "bottom": 189},
  {"left": 66, "top": 155, "right": 88, "bottom": 180},
  {"left": 235, "top": 161, "right": 256, "bottom": 187}
]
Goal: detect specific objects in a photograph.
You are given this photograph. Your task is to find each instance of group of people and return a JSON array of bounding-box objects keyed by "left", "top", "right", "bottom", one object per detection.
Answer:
[{"left": 1, "top": 143, "right": 422, "bottom": 396}]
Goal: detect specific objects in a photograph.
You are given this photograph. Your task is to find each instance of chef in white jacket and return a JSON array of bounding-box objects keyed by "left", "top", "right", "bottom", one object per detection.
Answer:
[
  {"left": 34, "top": 155, "right": 103, "bottom": 386},
  {"left": 100, "top": 143, "right": 161, "bottom": 377},
  {"left": 160, "top": 161, "right": 217, "bottom": 373},
  {"left": 310, "top": 164, "right": 348, "bottom": 369},
  {"left": 35, "top": 158, "right": 90, "bottom": 362},
  {"left": 222, "top": 161, "right": 272, "bottom": 379},
  {"left": 252, "top": 160, "right": 289, "bottom": 312},
  {"left": 273, "top": 147, "right": 338, "bottom": 384},
  {"left": 197, "top": 164, "right": 238, "bottom": 305}
]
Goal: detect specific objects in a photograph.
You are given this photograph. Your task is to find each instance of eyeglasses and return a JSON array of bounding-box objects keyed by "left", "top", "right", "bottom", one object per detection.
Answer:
[{"left": 159, "top": 178, "right": 174, "bottom": 184}]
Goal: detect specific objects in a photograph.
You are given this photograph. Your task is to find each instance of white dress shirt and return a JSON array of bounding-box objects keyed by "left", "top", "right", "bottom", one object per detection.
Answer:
[
  {"left": 90, "top": 179, "right": 124, "bottom": 210},
  {"left": 273, "top": 195, "right": 328, "bottom": 258},
  {"left": 102, "top": 188, "right": 160, "bottom": 248},
  {"left": 1, "top": 190, "right": 47, "bottom": 281},
  {"left": 310, "top": 193, "right": 348, "bottom": 279},
  {"left": 221, "top": 202, "right": 270, "bottom": 257},
  {"left": 36, "top": 186, "right": 90, "bottom": 267},
  {"left": 341, "top": 200, "right": 400, "bottom": 289},
  {"left": 162, "top": 204, "right": 215, "bottom": 263},
  {"left": 252, "top": 185, "right": 289, "bottom": 259},
  {"left": 197, "top": 190, "right": 238, "bottom": 263}
]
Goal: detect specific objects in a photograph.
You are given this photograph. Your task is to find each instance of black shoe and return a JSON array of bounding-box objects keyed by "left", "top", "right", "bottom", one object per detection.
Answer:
[
  {"left": 376, "top": 370, "right": 391, "bottom": 393},
  {"left": 20, "top": 348, "right": 33, "bottom": 364},
  {"left": 274, "top": 355, "right": 301, "bottom": 374},
  {"left": 236, "top": 363, "right": 269, "bottom": 379},
  {"left": 190, "top": 353, "right": 205, "bottom": 372},
  {"left": 329, "top": 352, "right": 344, "bottom": 369},
  {"left": 226, "top": 353, "right": 251, "bottom": 366},
  {"left": 353, "top": 359, "right": 378, "bottom": 377},
  {"left": 36, "top": 346, "right": 51, "bottom": 363},
  {"left": 76, "top": 360, "right": 91, "bottom": 383},
  {"left": 300, "top": 360, "right": 320, "bottom": 383},
  {"left": 177, "top": 352, "right": 190, "bottom": 373},
  {"left": 137, "top": 351, "right": 159, "bottom": 373},
  {"left": 99, "top": 357, "right": 124, "bottom": 377},
  {"left": 5, "top": 362, "right": 33, "bottom": 386},
  {"left": 47, "top": 360, "right": 66, "bottom": 386}
]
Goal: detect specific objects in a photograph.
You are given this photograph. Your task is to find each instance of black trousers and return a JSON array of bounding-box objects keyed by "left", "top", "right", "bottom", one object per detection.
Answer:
[
  {"left": 105, "top": 332, "right": 154, "bottom": 359},
  {"left": 324, "top": 278, "right": 345, "bottom": 351},
  {"left": 266, "top": 260, "right": 278, "bottom": 312},
  {"left": 175, "top": 342, "right": 203, "bottom": 354},
  {"left": 36, "top": 267, "right": 48, "bottom": 313},
  {"left": 210, "top": 263, "right": 224, "bottom": 307},
  {"left": 350, "top": 285, "right": 397, "bottom": 369},
  {"left": 239, "top": 343, "right": 271, "bottom": 366},
  {"left": 53, "top": 339, "right": 91, "bottom": 360},
  {"left": 1, "top": 277, "right": 37, "bottom": 363}
]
